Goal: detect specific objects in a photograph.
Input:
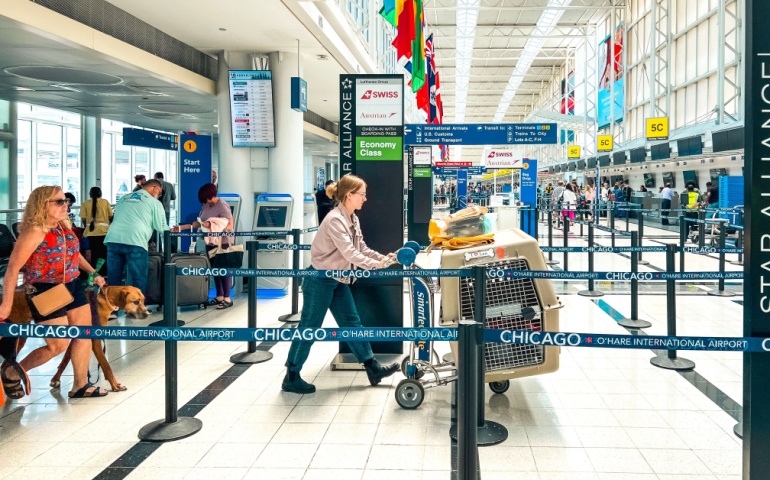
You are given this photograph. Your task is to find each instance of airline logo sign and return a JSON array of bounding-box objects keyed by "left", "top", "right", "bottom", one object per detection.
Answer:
[
  {"left": 356, "top": 83, "right": 403, "bottom": 126},
  {"left": 413, "top": 146, "right": 432, "bottom": 166},
  {"left": 482, "top": 149, "right": 523, "bottom": 169}
]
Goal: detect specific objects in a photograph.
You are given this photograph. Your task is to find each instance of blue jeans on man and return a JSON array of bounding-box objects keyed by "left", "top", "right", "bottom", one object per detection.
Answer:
[
  {"left": 106, "top": 243, "right": 149, "bottom": 294},
  {"left": 286, "top": 275, "right": 374, "bottom": 372}
]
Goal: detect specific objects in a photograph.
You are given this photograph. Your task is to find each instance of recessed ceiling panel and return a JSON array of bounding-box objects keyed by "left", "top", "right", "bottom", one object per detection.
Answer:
[{"left": 4, "top": 66, "right": 123, "bottom": 85}]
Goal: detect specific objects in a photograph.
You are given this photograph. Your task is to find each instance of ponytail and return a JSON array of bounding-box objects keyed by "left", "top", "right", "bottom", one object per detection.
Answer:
[{"left": 88, "top": 187, "right": 102, "bottom": 232}]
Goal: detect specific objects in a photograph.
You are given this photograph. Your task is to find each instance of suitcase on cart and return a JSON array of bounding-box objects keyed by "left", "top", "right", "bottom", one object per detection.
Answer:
[{"left": 170, "top": 253, "right": 210, "bottom": 309}]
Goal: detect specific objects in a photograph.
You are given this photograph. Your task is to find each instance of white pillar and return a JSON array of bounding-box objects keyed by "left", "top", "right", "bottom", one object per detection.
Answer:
[
  {"left": 217, "top": 51, "right": 259, "bottom": 231},
  {"left": 268, "top": 51, "right": 304, "bottom": 229}
]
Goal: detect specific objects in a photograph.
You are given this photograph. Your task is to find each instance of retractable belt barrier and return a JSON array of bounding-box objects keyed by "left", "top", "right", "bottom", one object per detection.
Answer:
[
  {"left": 1, "top": 324, "right": 767, "bottom": 353},
  {"left": 257, "top": 244, "right": 311, "bottom": 251},
  {"left": 539, "top": 245, "right": 744, "bottom": 254},
  {"left": 170, "top": 230, "right": 292, "bottom": 237}
]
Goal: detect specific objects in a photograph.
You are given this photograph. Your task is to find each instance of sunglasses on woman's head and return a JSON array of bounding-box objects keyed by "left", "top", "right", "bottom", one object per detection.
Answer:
[{"left": 48, "top": 199, "right": 69, "bottom": 206}]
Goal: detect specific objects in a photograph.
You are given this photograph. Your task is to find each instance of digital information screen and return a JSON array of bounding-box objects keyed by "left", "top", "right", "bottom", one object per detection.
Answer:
[
  {"left": 228, "top": 70, "right": 276, "bottom": 147},
  {"left": 256, "top": 206, "right": 288, "bottom": 229}
]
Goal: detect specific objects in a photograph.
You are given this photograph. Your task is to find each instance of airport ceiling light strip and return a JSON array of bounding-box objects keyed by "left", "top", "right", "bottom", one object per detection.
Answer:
[
  {"left": 493, "top": 0, "right": 572, "bottom": 124},
  {"left": 453, "top": 0, "right": 480, "bottom": 162}
]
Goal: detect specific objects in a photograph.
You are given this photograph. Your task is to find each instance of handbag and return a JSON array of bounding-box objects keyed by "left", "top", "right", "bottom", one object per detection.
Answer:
[
  {"left": 208, "top": 237, "right": 245, "bottom": 269},
  {"left": 26, "top": 229, "right": 74, "bottom": 316}
]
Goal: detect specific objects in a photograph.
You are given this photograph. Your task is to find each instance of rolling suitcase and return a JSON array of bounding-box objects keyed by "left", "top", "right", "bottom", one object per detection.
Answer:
[
  {"left": 145, "top": 252, "right": 164, "bottom": 308},
  {"left": 170, "top": 253, "right": 210, "bottom": 309}
]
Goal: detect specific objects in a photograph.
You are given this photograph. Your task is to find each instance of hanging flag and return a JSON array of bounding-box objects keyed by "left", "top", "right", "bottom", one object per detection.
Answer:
[
  {"left": 392, "top": 0, "right": 414, "bottom": 62},
  {"left": 440, "top": 144, "right": 449, "bottom": 161},
  {"left": 424, "top": 34, "right": 440, "bottom": 124},
  {"left": 432, "top": 70, "right": 443, "bottom": 124},
  {"left": 379, "top": 0, "right": 398, "bottom": 28},
  {"left": 416, "top": 34, "right": 432, "bottom": 117},
  {"left": 411, "top": 0, "right": 426, "bottom": 92}
]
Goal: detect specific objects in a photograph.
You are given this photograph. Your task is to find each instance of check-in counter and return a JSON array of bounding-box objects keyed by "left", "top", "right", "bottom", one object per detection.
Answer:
[{"left": 646, "top": 194, "right": 680, "bottom": 226}]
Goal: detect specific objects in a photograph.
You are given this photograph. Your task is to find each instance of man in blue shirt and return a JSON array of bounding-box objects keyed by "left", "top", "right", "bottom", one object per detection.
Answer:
[
  {"left": 660, "top": 182, "right": 674, "bottom": 225},
  {"left": 105, "top": 179, "right": 169, "bottom": 294}
]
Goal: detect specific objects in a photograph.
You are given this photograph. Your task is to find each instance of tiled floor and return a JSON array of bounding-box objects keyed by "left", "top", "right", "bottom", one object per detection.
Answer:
[{"left": 0, "top": 223, "right": 746, "bottom": 479}]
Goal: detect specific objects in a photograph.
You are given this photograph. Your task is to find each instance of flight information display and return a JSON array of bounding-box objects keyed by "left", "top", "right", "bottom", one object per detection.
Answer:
[{"left": 228, "top": 70, "right": 276, "bottom": 147}]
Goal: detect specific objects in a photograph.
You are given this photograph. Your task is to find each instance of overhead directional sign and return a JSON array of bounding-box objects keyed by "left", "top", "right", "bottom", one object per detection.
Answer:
[
  {"left": 404, "top": 123, "right": 558, "bottom": 145},
  {"left": 646, "top": 117, "right": 669, "bottom": 141},
  {"left": 567, "top": 145, "right": 581, "bottom": 158},
  {"left": 597, "top": 135, "right": 613, "bottom": 151}
]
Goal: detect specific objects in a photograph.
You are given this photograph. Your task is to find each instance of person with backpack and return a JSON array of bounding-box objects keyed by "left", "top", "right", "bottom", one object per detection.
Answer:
[
  {"left": 684, "top": 182, "right": 702, "bottom": 237},
  {"left": 79, "top": 187, "right": 113, "bottom": 276},
  {"left": 154, "top": 172, "right": 176, "bottom": 224}
]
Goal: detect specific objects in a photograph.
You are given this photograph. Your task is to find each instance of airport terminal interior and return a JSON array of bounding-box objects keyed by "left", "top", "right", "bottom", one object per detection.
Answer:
[{"left": 0, "top": 0, "right": 760, "bottom": 478}]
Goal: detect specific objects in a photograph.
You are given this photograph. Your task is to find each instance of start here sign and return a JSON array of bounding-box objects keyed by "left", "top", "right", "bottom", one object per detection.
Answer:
[{"left": 179, "top": 133, "right": 212, "bottom": 251}]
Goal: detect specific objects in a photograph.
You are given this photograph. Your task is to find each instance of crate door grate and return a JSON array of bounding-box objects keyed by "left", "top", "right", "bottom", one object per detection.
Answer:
[{"left": 460, "top": 258, "right": 545, "bottom": 372}]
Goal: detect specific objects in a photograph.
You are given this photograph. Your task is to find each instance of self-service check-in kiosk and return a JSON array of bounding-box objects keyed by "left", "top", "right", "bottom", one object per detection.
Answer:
[
  {"left": 303, "top": 193, "right": 318, "bottom": 269},
  {"left": 218, "top": 193, "right": 243, "bottom": 292},
  {"left": 253, "top": 194, "right": 294, "bottom": 298}
]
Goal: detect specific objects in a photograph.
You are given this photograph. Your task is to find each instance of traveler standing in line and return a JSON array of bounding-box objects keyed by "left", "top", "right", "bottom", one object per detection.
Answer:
[
  {"left": 0, "top": 186, "right": 108, "bottom": 399},
  {"left": 105, "top": 180, "right": 168, "bottom": 295},
  {"left": 282, "top": 175, "right": 398, "bottom": 394},
  {"left": 172, "top": 183, "right": 235, "bottom": 309},
  {"left": 315, "top": 180, "right": 335, "bottom": 224},
  {"left": 660, "top": 182, "right": 674, "bottom": 225},
  {"left": 684, "top": 182, "right": 702, "bottom": 236},
  {"left": 79, "top": 186, "right": 113, "bottom": 276},
  {"left": 561, "top": 183, "right": 578, "bottom": 226},
  {"left": 133, "top": 175, "right": 146, "bottom": 192},
  {"left": 154, "top": 172, "right": 176, "bottom": 224}
]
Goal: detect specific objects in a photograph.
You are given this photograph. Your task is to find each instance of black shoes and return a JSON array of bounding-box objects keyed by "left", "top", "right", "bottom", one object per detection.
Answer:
[
  {"left": 364, "top": 359, "right": 399, "bottom": 386},
  {"left": 281, "top": 370, "right": 316, "bottom": 394}
]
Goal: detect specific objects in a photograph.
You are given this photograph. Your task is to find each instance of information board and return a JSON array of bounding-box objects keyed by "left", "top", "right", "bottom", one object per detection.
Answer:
[
  {"left": 404, "top": 123, "right": 557, "bottom": 145},
  {"left": 228, "top": 70, "right": 276, "bottom": 147},
  {"left": 122, "top": 128, "right": 178, "bottom": 151}
]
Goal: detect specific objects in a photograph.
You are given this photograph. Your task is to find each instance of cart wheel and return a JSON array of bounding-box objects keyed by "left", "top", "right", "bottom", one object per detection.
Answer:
[
  {"left": 489, "top": 380, "right": 510, "bottom": 394},
  {"left": 395, "top": 379, "right": 424, "bottom": 409}
]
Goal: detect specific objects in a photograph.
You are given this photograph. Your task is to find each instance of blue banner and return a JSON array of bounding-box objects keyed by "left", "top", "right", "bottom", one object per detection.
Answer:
[
  {"left": 520, "top": 159, "right": 537, "bottom": 237},
  {"left": 457, "top": 168, "right": 468, "bottom": 209},
  {"left": 404, "top": 123, "right": 558, "bottom": 145},
  {"left": 179, "top": 134, "right": 213, "bottom": 252}
]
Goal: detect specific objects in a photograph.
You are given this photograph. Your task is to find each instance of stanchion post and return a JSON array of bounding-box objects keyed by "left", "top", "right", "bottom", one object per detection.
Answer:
[
  {"left": 230, "top": 242, "right": 274, "bottom": 364},
  {"left": 278, "top": 228, "right": 302, "bottom": 323},
  {"left": 637, "top": 212, "right": 649, "bottom": 266},
  {"left": 625, "top": 203, "right": 630, "bottom": 232},
  {"left": 709, "top": 221, "right": 736, "bottom": 297},
  {"left": 610, "top": 208, "right": 616, "bottom": 247},
  {"left": 562, "top": 216, "right": 570, "bottom": 271},
  {"left": 679, "top": 215, "right": 687, "bottom": 272},
  {"left": 698, "top": 209, "right": 706, "bottom": 248},
  {"left": 163, "top": 229, "right": 172, "bottom": 264},
  {"left": 138, "top": 264, "right": 203, "bottom": 441},
  {"left": 456, "top": 319, "right": 479, "bottom": 479},
  {"left": 650, "top": 244, "right": 695, "bottom": 370},
  {"left": 578, "top": 224, "right": 604, "bottom": 297},
  {"left": 619, "top": 232, "right": 651, "bottom": 328},
  {"left": 533, "top": 206, "right": 539, "bottom": 240},
  {"left": 731, "top": 211, "right": 744, "bottom": 266},
  {"left": 546, "top": 213, "right": 558, "bottom": 265},
  {"left": 579, "top": 217, "right": 584, "bottom": 237},
  {"left": 472, "top": 265, "right": 507, "bottom": 446}
]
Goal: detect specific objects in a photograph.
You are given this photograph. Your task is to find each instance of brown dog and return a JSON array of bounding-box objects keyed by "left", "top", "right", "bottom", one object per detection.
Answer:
[{"left": 9, "top": 286, "right": 149, "bottom": 392}]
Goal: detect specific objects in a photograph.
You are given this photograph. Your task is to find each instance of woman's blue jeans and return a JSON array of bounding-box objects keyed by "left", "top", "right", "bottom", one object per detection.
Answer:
[{"left": 285, "top": 274, "right": 374, "bottom": 373}]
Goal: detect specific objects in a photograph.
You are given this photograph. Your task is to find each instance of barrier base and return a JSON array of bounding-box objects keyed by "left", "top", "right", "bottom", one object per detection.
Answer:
[
  {"left": 278, "top": 312, "right": 302, "bottom": 323},
  {"left": 149, "top": 319, "right": 185, "bottom": 327},
  {"left": 708, "top": 290, "right": 736, "bottom": 297},
  {"left": 734, "top": 422, "right": 743, "bottom": 439},
  {"left": 618, "top": 318, "right": 652, "bottom": 329},
  {"left": 546, "top": 259, "right": 560, "bottom": 266},
  {"left": 450, "top": 420, "right": 508, "bottom": 446},
  {"left": 730, "top": 260, "right": 743, "bottom": 266},
  {"left": 650, "top": 355, "right": 695, "bottom": 371},
  {"left": 577, "top": 290, "right": 604, "bottom": 298},
  {"left": 442, "top": 352, "right": 455, "bottom": 364},
  {"left": 230, "top": 350, "right": 273, "bottom": 364},
  {"left": 637, "top": 260, "right": 650, "bottom": 266},
  {"left": 138, "top": 417, "right": 202, "bottom": 442}
]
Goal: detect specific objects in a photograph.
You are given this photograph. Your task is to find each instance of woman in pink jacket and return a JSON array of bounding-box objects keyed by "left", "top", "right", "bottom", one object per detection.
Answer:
[{"left": 282, "top": 175, "right": 397, "bottom": 394}]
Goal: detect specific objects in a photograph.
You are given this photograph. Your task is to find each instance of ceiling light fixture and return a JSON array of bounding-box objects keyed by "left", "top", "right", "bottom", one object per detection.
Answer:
[
  {"left": 453, "top": 0, "right": 480, "bottom": 161},
  {"left": 493, "top": 0, "right": 572, "bottom": 123}
]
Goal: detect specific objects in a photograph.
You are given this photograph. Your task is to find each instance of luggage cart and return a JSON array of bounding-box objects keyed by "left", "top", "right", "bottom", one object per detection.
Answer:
[{"left": 394, "top": 230, "right": 563, "bottom": 410}]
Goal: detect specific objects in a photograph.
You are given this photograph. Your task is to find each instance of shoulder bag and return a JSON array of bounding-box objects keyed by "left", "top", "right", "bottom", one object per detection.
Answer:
[
  {"left": 27, "top": 229, "right": 74, "bottom": 316},
  {"left": 208, "top": 235, "right": 245, "bottom": 269}
]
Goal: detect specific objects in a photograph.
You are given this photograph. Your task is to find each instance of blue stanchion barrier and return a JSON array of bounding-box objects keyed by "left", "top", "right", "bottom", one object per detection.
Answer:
[
  {"left": 487, "top": 270, "right": 743, "bottom": 280},
  {"left": 538, "top": 245, "right": 744, "bottom": 254},
  {"left": 257, "top": 244, "right": 311, "bottom": 251},
  {"left": 593, "top": 224, "right": 631, "bottom": 236},
  {"left": 170, "top": 230, "right": 292, "bottom": 238},
  {"left": 300, "top": 226, "right": 319, "bottom": 234},
  {"left": 3, "top": 323, "right": 769, "bottom": 352}
]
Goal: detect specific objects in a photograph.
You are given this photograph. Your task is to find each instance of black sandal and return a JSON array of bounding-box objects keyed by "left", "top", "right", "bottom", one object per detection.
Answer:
[
  {"left": 216, "top": 300, "right": 234, "bottom": 310},
  {"left": 68, "top": 383, "right": 108, "bottom": 398},
  {"left": 206, "top": 298, "right": 223, "bottom": 307},
  {"left": 1, "top": 360, "right": 30, "bottom": 400}
]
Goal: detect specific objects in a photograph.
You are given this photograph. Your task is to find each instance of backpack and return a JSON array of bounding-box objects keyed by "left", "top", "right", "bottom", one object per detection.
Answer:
[{"left": 158, "top": 183, "right": 166, "bottom": 203}]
